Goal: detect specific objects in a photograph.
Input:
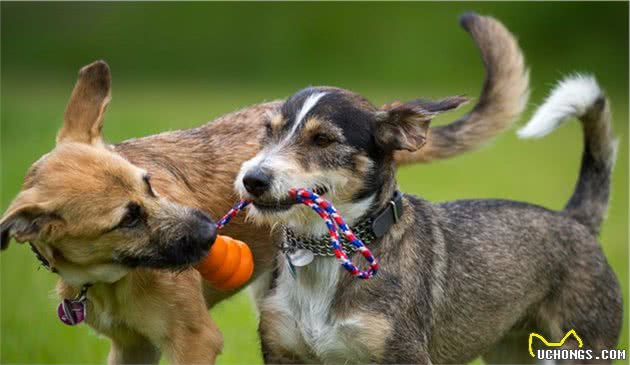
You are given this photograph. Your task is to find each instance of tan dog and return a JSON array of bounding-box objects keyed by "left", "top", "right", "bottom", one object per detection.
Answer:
[{"left": 0, "top": 14, "right": 528, "bottom": 365}]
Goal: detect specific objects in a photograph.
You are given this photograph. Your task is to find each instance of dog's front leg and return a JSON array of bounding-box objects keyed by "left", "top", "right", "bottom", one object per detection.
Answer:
[
  {"left": 107, "top": 331, "right": 160, "bottom": 365},
  {"left": 163, "top": 315, "right": 224, "bottom": 365}
]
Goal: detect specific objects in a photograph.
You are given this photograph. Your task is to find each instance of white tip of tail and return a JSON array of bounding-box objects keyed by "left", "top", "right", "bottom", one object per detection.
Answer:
[{"left": 518, "top": 74, "right": 602, "bottom": 139}]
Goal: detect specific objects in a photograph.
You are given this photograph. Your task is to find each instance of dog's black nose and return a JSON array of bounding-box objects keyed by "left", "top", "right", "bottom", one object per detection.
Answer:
[
  {"left": 243, "top": 168, "right": 272, "bottom": 197},
  {"left": 192, "top": 210, "right": 217, "bottom": 249}
]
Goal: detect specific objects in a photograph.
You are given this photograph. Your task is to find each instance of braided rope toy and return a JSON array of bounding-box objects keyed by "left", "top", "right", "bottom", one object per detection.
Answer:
[
  {"left": 217, "top": 188, "right": 379, "bottom": 279},
  {"left": 216, "top": 199, "right": 251, "bottom": 229}
]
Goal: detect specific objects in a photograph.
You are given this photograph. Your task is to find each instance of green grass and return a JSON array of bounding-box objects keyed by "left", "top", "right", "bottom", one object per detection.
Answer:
[{"left": 1, "top": 77, "right": 627, "bottom": 364}]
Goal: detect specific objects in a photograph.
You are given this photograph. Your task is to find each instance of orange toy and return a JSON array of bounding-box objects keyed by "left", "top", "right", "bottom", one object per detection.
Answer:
[{"left": 195, "top": 235, "right": 254, "bottom": 291}]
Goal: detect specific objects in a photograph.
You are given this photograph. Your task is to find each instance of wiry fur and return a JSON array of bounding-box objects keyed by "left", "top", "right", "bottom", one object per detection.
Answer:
[
  {"left": 518, "top": 75, "right": 604, "bottom": 139},
  {"left": 249, "top": 54, "right": 621, "bottom": 365}
]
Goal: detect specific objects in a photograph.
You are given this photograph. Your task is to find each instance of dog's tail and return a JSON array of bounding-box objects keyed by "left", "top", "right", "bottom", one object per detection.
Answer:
[
  {"left": 518, "top": 75, "right": 617, "bottom": 236},
  {"left": 395, "top": 13, "right": 529, "bottom": 165}
]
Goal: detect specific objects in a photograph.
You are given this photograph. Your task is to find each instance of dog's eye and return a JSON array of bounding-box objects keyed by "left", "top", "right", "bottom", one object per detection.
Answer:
[
  {"left": 118, "top": 203, "right": 143, "bottom": 229},
  {"left": 313, "top": 134, "right": 334, "bottom": 147}
]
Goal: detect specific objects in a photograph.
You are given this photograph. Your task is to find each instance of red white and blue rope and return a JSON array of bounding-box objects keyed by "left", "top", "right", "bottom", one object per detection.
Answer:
[
  {"left": 216, "top": 200, "right": 251, "bottom": 230},
  {"left": 217, "top": 189, "right": 378, "bottom": 279},
  {"left": 288, "top": 188, "right": 378, "bottom": 279}
]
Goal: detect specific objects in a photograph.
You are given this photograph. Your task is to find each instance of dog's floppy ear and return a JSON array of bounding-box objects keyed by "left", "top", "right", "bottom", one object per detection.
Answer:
[
  {"left": 0, "top": 191, "right": 64, "bottom": 250},
  {"left": 376, "top": 96, "right": 468, "bottom": 152},
  {"left": 57, "top": 60, "right": 112, "bottom": 145}
]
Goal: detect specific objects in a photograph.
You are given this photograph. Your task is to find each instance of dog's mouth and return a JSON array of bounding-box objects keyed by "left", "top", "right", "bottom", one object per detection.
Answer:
[
  {"left": 113, "top": 247, "right": 209, "bottom": 271},
  {"left": 252, "top": 186, "right": 328, "bottom": 212},
  {"left": 113, "top": 235, "right": 213, "bottom": 270}
]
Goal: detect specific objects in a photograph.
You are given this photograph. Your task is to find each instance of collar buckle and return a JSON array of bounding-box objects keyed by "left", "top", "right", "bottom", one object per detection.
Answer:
[
  {"left": 371, "top": 191, "right": 404, "bottom": 237},
  {"left": 389, "top": 200, "right": 400, "bottom": 223}
]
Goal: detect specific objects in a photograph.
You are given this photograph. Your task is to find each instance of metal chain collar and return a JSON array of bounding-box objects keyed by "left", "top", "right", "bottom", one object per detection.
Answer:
[{"left": 282, "top": 217, "right": 377, "bottom": 257}]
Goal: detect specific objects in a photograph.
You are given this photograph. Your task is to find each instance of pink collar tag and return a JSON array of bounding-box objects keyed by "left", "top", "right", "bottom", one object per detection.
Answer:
[
  {"left": 57, "top": 284, "right": 90, "bottom": 326},
  {"left": 57, "top": 298, "right": 86, "bottom": 325}
]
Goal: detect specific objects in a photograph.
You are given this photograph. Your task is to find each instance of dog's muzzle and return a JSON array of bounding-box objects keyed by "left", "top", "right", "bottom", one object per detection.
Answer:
[{"left": 113, "top": 209, "right": 217, "bottom": 269}]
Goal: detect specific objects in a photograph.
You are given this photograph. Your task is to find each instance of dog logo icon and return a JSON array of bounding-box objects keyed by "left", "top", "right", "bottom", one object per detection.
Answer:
[{"left": 529, "top": 329, "right": 584, "bottom": 357}]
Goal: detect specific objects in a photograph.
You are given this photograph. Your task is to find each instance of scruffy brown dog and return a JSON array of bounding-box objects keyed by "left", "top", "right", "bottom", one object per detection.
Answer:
[
  {"left": 0, "top": 13, "right": 528, "bottom": 365},
  {"left": 237, "top": 29, "right": 621, "bottom": 365}
]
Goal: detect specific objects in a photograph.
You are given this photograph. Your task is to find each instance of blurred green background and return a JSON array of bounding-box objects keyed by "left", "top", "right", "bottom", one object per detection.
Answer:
[{"left": 1, "top": 2, "right": 628, "bottom": 364}]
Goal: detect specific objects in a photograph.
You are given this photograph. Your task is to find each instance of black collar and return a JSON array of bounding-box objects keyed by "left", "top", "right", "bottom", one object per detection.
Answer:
[
  {"left": 283, "top": 191, "right": 404, "bottom": 256},
  {"left": 29, "top": 243, "right": 94, "bottom": 300},
  {"left": 371, "top": 190, "right": 404, "bottom": 237},
  {"left": 30, "top": 242, "right": 57, "bottom": 273}
]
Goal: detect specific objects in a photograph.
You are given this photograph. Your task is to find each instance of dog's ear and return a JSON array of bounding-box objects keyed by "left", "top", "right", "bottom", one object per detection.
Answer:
[
  {"left": 376, "top": 96, "right": 468, "bottom": 152},
  {"left": 57, "top": 60, "right": 112, "bottom": 145},
  {"left": 0, "top": 192, "right": 64, "bottom": 250}
]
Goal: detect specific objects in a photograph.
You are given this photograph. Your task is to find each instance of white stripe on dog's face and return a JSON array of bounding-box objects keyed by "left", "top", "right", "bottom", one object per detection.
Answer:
[
  {"left": 278, "top": 92, "right": 327, "bottom": 150},
  {"left": 291, "top": 92, "right": 327, "bottom": 136}
]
